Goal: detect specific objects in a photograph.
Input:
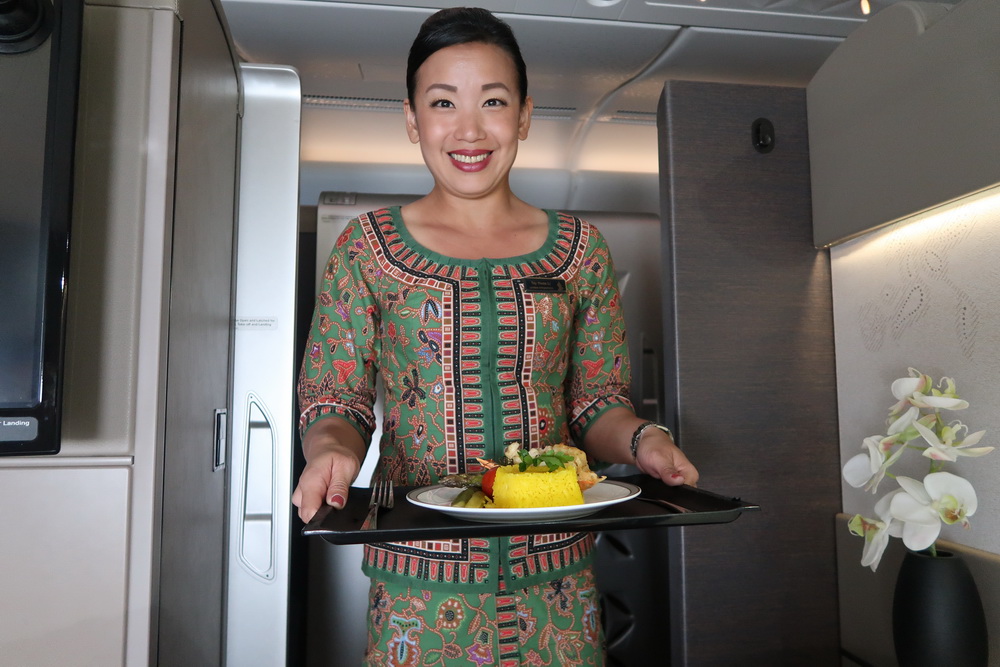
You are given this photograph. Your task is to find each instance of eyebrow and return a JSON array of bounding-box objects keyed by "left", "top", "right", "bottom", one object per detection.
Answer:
[{"left": 424, "top": 82, "right": 511, "bottom": 94}]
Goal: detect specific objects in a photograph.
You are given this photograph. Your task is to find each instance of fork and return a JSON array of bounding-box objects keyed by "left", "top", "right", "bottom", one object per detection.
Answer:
[
  {"left": 361, "top": 474, "right": 395, "bottom": 531},
  {"left": 635, "top": 496, "right": 692, "bottom": 513}
]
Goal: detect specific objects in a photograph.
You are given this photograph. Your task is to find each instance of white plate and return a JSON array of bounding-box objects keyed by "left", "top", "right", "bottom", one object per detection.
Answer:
[{"left": 405, "top": 480, "right": 641, "bottom": 523}]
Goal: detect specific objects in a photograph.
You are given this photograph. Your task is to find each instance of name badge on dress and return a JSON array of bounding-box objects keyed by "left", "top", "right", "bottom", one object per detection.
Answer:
[{"left": 521, "top": 278, "right": 566, "bottom": 293}]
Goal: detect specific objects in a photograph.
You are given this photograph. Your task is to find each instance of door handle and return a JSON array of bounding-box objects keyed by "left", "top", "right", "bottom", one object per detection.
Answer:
[{"left": 238, "top": 395, "right": 275, "bottom": 579}]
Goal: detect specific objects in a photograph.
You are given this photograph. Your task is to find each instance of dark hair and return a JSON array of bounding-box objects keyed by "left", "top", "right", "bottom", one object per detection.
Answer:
[{"left": 406, "top": 7, "right": 528, "bottom": 106}]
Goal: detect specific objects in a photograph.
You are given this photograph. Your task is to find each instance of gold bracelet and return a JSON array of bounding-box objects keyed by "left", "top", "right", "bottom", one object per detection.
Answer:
[{"left": 630, "top": 421, "right": 673, "bottom": 461}]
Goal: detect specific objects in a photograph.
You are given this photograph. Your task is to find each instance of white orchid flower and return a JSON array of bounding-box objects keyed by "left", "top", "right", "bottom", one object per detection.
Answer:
[
  {"left": 914, "top": 419, "right": 993, "bottom": 462},
  {"left": 848, "top": 490, "right": 903, "bottom": 572},
  {"left": 889, "top": 472, "right": 977, "bottom": 552},
  {"left": 889, "top": 369, "right": 969, "bottom": 413},
  {"left": 910, "top": 392, "right": 970, "bottom": 411},
  {"left": 891, "top": 369, "right": 931, "bottom": 402},
  {"left": 842, "top": 435, "right": 905, "bottom": 493},
  {"left": 887, "top": 405, "right": 920, "bottom": 437},
  {"left": 847, "top": 370, "right": 990, "bottom": 572},
  {"left": 889, "top": 369, "right": 932, "bottom": 413}
]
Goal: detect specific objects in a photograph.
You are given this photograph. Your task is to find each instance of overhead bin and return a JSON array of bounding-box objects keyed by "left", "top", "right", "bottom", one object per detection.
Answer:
[
  {"left": 278, "top": 0, "right": 867, "bottom": 33},
  {"left": 808, "top": 0, "right": 1000, "bottom": 247}
]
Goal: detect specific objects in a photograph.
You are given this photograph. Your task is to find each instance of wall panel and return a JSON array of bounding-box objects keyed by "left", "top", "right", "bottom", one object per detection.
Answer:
[{"left": 658, "top": 80, "right": 840, "bottom": 665}]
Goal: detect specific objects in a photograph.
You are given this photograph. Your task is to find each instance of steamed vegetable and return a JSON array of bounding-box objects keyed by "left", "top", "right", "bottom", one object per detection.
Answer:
[
  {"left": 439, "top": 472, "right": 485, "bottom": 489},
  {"left": 450, "top": 487, "right": 487, "bottom": 508}
]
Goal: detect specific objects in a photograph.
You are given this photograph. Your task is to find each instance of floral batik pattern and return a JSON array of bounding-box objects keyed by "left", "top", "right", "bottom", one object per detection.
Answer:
[
  {"left": 300, "top": 207, "right": 629, "bottom": 658},
  {"left": 298, "top": 207, "right": 633, "bottom": 593},
  {"left": 363, "top": 567, "right": 605, "bottom": 667}
]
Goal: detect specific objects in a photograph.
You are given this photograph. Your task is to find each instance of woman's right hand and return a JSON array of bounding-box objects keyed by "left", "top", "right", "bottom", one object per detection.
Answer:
[{"left": 291, "top": 418, "right": 366, "bottom": 523}]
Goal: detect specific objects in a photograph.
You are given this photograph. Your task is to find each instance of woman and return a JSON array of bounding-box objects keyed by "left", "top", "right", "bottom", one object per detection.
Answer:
[{"left": 293, "top": 8, "right": 698, "bottom": 665}]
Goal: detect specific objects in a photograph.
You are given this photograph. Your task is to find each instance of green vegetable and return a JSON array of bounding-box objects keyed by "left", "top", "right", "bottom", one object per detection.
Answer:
[
  {"left": 516, "top": 449, "right": 574, "bottom": 472},
  {"left": 464, "top": 490, "right": 487, "bottom": 508},
  {"left": 451, "top": 487, "right": 477, "bottom": 507},
  {"left": 440, "top": 472, "right": 485, "bottom": 488}
]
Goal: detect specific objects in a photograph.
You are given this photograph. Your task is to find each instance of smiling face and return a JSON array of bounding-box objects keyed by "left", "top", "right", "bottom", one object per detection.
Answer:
[{"left": 404, "top": 41, "right": 533, "bottom": 202}]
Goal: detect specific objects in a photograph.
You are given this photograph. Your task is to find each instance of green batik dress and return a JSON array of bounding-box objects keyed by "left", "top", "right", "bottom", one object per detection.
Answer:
[{"left": 299, "top": 207, "right": 634, "bottom": 666}]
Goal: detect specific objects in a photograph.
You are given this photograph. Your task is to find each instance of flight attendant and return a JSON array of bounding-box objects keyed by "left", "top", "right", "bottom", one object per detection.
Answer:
[{"left": 293, "top": 7, "right": 699, "bottom": 665}]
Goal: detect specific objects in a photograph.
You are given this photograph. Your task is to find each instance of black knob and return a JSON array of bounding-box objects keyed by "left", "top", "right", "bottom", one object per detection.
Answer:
[{"left": 0, "top": 0, "right": 53, "bottom": 54}]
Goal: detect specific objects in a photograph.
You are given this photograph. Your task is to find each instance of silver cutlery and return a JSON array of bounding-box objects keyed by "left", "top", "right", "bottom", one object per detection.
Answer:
[
  {"left": 361, "top": 475, "right": 394, "bottom": 530},
  {"left": 635, "top": 496, "right": 692, "bottom": 513}
]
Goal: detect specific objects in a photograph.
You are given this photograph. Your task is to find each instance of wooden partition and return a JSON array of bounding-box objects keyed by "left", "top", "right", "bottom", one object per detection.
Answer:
[{"left": 657, "top": 80, "right": 841, "bottom": 665}]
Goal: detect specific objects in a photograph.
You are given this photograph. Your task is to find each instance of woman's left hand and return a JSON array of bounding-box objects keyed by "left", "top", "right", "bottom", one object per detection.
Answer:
[
  {"left": 633, "top": 427, "right": 699, "bottom": 487},
  {"left": 582, "top": 407, "right": 699, "bottom": 486}
]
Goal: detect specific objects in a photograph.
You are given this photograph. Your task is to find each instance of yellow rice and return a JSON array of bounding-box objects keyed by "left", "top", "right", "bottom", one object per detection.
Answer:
[{"left": 490, "top": 464, "right": 584, "bottom": 508}]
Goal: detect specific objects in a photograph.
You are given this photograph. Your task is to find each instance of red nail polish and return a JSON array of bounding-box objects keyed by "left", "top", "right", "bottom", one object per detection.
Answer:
[{"left": 330, "top": 494, "right": 346, "bottom": 507}]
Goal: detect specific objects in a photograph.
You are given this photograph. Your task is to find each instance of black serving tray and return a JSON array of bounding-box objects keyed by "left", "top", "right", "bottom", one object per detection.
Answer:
[{"left": 302, "top": 474, "right": 759, "bottom": 545}]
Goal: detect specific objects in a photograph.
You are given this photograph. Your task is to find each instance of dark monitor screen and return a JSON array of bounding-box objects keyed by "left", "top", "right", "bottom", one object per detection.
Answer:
[
  {"left": 0, "top": 0, "right": 81, "bottom": 454},
  {"left": 0, "top": 220, "right": 44, "bottom": 409}
]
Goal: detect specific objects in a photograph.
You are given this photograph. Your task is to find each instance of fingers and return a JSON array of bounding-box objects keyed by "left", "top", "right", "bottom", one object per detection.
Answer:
[
  {"left": 637, "top": 441, "right": 700, "bottom": 487},
  {"left": 292, "top": 450, "right": 359, "bottom": 523},
  {"left": 659, "top": 445, "right": 699, "bottom": 486},
  {"left": 661, "top": 461, "right": 699, "bottom": 487},
  {"left": 292, "top": 469, "right": 330, "bottom": 523},
  {"left": 325, "top": 477, "right": 350, "bottom": 510},
  {"left": 662, "top": 452, "right": 699, "bottom": 487}
]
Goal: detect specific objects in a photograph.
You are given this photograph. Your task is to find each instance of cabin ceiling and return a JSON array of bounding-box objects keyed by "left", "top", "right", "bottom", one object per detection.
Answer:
[{"left": 220, "top": 0, "right": 961, "bottom": 202}]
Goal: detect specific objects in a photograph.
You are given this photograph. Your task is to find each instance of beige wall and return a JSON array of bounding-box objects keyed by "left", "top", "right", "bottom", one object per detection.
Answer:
[
  {"left": 831, "top": 185, "right": 1000, "bottom": 556},
  {"left": 830, "top": 185, "right": 1000, "bottom": 665}
]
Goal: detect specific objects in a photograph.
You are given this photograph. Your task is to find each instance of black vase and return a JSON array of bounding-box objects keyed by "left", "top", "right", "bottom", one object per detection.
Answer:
[{"left": 892, "top": 549, "right": 989, "bottom": 667}]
